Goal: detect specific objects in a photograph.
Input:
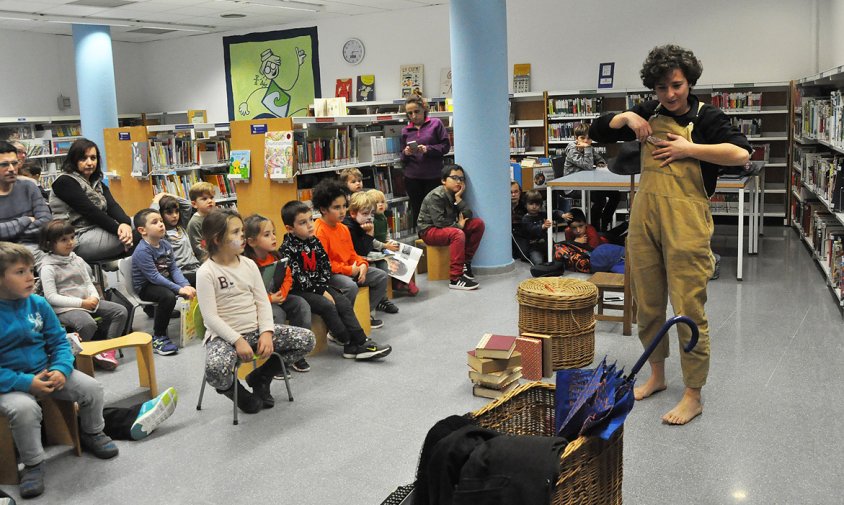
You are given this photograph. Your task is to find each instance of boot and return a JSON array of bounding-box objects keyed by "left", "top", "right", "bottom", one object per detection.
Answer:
[{"left": 216, "top": 380, "right": 262, "bottom": 413}]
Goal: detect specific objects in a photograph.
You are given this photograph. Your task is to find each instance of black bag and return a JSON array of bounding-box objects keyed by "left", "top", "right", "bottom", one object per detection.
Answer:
[
  {"left": 609, "top": 141, "right": 642, "bottom": 175},
  {"left": 530, "top": 259, "right": 565, "bottom": 278},
  {"left": 104, "top": 287, "right": 136, "bottom": 335}
]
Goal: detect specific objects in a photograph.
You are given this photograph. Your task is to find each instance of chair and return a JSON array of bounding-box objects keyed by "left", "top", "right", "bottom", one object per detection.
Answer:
[
  {"left": 192, "top": 306, "right": 293, "bottom": 425},
  {"left": 587, "top": 272, "right": 636, "bottom": 336},
  {"left": 0, "top": 398, "right": 81, "bottom": 485},
  {"left": 116, "top": 257, "right": 157, "bottom": 334},
  {"left": 89, "top": 258, "right": 121, "bottom": 296},
  {"left": 76, "top": 332, "right": 159, "bottom": 398},
  {"left": 415, "top": 239, "right": 450, "bottom": 281}
]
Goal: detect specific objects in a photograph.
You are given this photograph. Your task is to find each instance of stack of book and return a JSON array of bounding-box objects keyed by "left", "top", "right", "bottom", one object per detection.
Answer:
[{"left": 468, "top": 334, "right": 522, "bottom": 399}]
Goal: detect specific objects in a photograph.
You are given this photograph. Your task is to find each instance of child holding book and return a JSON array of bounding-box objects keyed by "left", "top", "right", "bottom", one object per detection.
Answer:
[
  {"left": 196, "top": 208, "right": 315, "bottom": 413},
  {"left": 186, "top": 181, "right": 217, "bottom": 262},
  {"left": 152, "top": 193, "right": 200, "bottom": 286},
  {"left": 340, "top": 167, "right": 364, "bottom": 195},
  {"left": 131, "top": 209, "right": 196, "bottom": 356},
  {"left": 0, "top": 242, "right": 118, "bottom": 499},
  {"left": 564, "top": 123, "right": 618, "bottom": 232},
  {"left": 280, "top": 201, "right": 391, "bottom": 360},
  {"left": 417, "top": 164, "right": 485, "bottom": 290},
  {"left": 342, "top": 192, "right": 399, "bottom": 313},
  {"left": 368, "top": 189, "right": 419, "bottom": 296},
  {"left": 312, "top": 179, "right": 391, "bottom": 328},
  {"left": 39, "top": 219, "right": 128, "bottom": 370},
  {"left": 243, "top": 213, "right": 313, "bottom": 372}
]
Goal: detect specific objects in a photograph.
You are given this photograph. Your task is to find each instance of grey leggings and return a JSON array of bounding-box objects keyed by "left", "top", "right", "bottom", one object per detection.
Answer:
[{"left": 75, "top": 226, "right": 126, "bottom": 263}]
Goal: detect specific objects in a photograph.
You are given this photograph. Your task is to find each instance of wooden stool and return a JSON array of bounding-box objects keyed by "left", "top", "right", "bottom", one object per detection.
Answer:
[
  {"left": 415, "top": 239, "right": 450, "bottom": 281},
  {"left": 587, "top": 272, "right": 636, "bottom": 336},
  {"left": 353, "top": 285, "right": 371, "bottom": 335},
  {"left": 76, "top": 332, "right": 158, "bottom": 398},
  {"left": 0, "top": 398, "right": 81, "bottom": 485},
  {"left": 309, "top": 315, "right": 329, "bottom": 354}
]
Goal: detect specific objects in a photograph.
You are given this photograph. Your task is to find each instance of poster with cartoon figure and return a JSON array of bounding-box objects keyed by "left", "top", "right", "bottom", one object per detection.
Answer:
[{"left": 224, "top": 27, "right": 322, "bottom": 121}]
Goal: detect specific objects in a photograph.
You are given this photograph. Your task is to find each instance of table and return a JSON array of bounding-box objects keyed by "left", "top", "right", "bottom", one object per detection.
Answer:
[{"left": 545, "top": 168, "right": 761, "bottom": 280}]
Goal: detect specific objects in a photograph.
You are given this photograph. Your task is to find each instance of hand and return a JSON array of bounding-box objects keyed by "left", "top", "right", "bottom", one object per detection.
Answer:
[
  {"left": 652, "top": 133, "right": 693, "bottom": 167},
  {"left": 296, "top": 47, "right": 306, "bottom": 66},
  {"left": 152, "top": 192, "right": 173, "bottom": 204},
  {"left": 542, "top": 219, "right": 552, "bottom": 230},
  {"left": 386, "top": 241, "right": 400, "bottom": 252},
  {"left": 575, "top": 139, "right": 591, "bottom": 150},
  {"left": 620, "top": 111, "right": 652, "bottom": 142},
  {"left": 361, "top": 222, "right": 374, "bottom": 234},
  {"left": 575, "top": 235, "right": 588, "bottom": 244},
  {"left": 178, "top": 286, "right": 197, "bottom": 299},
  {"left": 234, "top": 337, "right": 254, "bottom": 362},
  {"left": 29, "top": 216, "right": 36, "bottom": 223},
  {"left": 456, "top": 213, "right": 467, "bottom": 230},
  {"left": 563, "top": 212, "right": 574, "bottom": 222},
  {"left": 454, "top": 184, "right": 465, "bottom": 203},
  {"left": 350, "top": 264, "right": 361, "bottom": 278},
  {"left": 357, "top": 263, "right": 368, "bottom": 284},
  {"left": 256, "top": 331, "right": 273, "bottom": 359},
  {"left": 269, "top": 292, "right": 285, "bottom": 304},
  {"left": 323, "top": 291, "right": 335, "bottom": 304},
  {"left": 239, "top": 102, "right": 250, "bottom": 117},
  {"left": 117, "top": 223, "right": 134, "bottom": 247},
  {"left": 418, "top": 144, "right": 428, "bottom": 154},
  {"left": 81, "top": 297, "right": 99, "bottom": 311},
  {"left": 29, "top": 370, "right": 55, "bottom": 397},
  {"left": 403, "top": 146, "right": 414, "bottom": 156},
  {"left": 45, "top": 370, "right": 66, "bottom": 391}
]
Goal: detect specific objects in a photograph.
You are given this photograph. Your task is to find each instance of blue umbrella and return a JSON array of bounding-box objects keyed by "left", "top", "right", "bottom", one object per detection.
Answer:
[{"left": 555, "top": 315, "right": 700, "bottom": 440}]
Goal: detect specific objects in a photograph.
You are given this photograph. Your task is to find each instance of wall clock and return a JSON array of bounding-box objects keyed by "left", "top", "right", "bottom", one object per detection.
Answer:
[{"left": 343, "top": 38, "right": 365, "bottom": 65}]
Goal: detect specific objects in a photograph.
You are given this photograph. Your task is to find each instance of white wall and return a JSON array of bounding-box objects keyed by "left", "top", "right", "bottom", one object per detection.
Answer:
[{"left": 819, "top": 0, "right": 844, "bottom": 71}]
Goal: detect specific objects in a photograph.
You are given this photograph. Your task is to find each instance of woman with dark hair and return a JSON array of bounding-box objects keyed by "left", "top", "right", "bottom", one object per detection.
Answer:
[
  {"left": 400, "top": 94, "right": 451, "bottom": 228},
  {"left": 589, "top": 45, "right": 751, "bottom": 425},
  {"left": 49, "top": 138, "right": 137, "bottom": 262}
]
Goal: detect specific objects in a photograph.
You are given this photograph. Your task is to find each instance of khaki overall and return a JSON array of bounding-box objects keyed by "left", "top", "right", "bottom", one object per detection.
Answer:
[{"left": 628, "top": 105, "right": 714, "bottom": 388}]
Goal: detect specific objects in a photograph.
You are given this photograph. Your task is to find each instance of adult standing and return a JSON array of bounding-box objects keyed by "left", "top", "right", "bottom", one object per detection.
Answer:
[
  {"left": 0, "top": 140, "right": 51, "bottom": 268},
  {"left": 49, "top": 138, "right": 137, "bottom": 262},
  {"left": 589, "top": 45, "right": 751, "bottom": 425},
  {"left": 400, "top": 95, "right": 451, "bottom": 228}
]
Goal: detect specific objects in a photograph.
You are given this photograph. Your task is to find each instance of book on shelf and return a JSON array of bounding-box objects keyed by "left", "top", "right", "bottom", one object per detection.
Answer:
[
  {"left": 296, "top": 127, "right": 353, "bottom": 171},
  {"left": 229, "top": 150, "right": 251, "bottom": 179},
  {"left": 710, "top": 91, "right": 762, "bottom": 111},
  {"left": 131, "top": 141, "right": 149, "bottom": 177},
  {"left": 357, "top": 74, "right": 376, "bottom": 102},
  {"left": 513, "top": 63, "right": 531, "bottom": 93},
  {"left": 548, "top": 96, "right": 602, "bottom": 116},
  {"left": 467, "top": 350, "right": 522, "bottom": 375},
  {"left": 400, "top": 64, "right": 424, "bottom": 98},
  {"left": 475, "top": 334, "right": 518, "bottom": 360},
  {"left": 265, "top": 131, "right": 294, "bottom": 179},
  {"left": 205, "top": 174, "right": 236, "bottom": 199},
  {"left": 313, "top": 97, "right": 347, "bottom": 117},
  {"left": 336, "top": 78, "right": 353, "bottom": 101},
  {"left": 468, "top": 367, "right": 523, "bottom": 389},
  {"left": 472, "top": 379, "right": 519, "bottom": 399},
  {"left": 187, "top": 109, "right": 207, "bottom": 124}
]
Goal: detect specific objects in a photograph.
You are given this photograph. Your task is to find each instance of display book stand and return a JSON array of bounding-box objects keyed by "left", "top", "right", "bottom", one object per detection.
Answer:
[{"left": 790, "top": 67, "right": 844, "bottom": 307}]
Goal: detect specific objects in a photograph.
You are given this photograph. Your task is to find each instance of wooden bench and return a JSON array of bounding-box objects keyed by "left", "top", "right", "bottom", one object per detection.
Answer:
[
  {"left": 310, "top": 286, "right": 371, "bottom": 354},
  {"left": 415, "top": 239, "right": 450, "bottom": 281},
  {"left": 587, "top": 272, "right": 636, "bottom": 336}
]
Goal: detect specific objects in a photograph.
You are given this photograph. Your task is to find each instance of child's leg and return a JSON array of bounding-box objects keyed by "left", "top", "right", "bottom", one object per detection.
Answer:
[
  {"left": 280, "top": 294, "right": 312, "bottom": 329},
  {"left": 50, "top": 371, "right": 105, "bottom": 436},
  {"left": 265, "top": 325, "right": 316, "bottom": 366},
  {"left": 326, "top": 286, "right": 367, "bottom": 344},
  {"left": 328, "top": 273, "right": 359, "bottom": 306},
  {"left": 528, "top": 245, "right": 545, "bottom": 265},
  {"left": 58, "top": 310, "right": 99, "bottom": 341},
  {"left": 93, "top": 300, "right": 129, "bottom": 338},
  {"left": 138, "top": 284, "right": 177, "bottom": 337},
  {"left": 0, "top": 392, "right": 44, "bottom": 466},
  {"left": 360, "top": 267, "right": 388, "bottom": 311},
  {"left": 462, "top": 217, "right": 486, "bottom": 264},
  {"left": 422, "top": 226, "right": 466, "bottom": 280},
  {"left": 204, "top": 338, "right": 238, "bottom": 391},
  {"left": 297, "top": 290, "right": 354, "bottom": 344}
]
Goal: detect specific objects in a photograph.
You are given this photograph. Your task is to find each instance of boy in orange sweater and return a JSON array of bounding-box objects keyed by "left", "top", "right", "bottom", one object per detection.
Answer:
[{"left": 312, "top": 179, "right": 390, "bottom": 329}]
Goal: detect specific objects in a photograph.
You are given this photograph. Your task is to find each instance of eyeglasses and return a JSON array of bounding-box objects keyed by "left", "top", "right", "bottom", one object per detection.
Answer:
[
  {"left": 0, "top": 160, "right": 20, "bottom": 169},
  {"left": 448, "top": 175, "right": 466, "bottom": 182}
]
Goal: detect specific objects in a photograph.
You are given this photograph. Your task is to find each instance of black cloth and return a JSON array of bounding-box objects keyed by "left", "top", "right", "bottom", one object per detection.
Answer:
[
  {"left": 589, "top": 94, "right": 753, "bottom": 197},
  {"left": 293, "top": 288, "right": 366, "bottom": 345},
  {"left": 343, "top": 215, "right": 375, "bottom": 257},
  {"left": 590, "top": 190, "right": 621, "bottom": 232},
  {"left": 406, "top": 177, "right": 441, "bottom": 229},
  {"left": 414, "top": 415, "right": 478, "bottom": 505},
  {"left": 138, "top": 284, "right": 178, "bottom": 337},
  {"left": 50, "top": 174, "right": 132, "bottom": 235},
  {"left": 102, "top": 404, "right": 142, "bottom": 440}
]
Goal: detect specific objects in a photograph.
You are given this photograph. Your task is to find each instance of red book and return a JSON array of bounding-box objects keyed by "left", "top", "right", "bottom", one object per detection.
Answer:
[
  {"left": 475, "top": 334, "right": 517, "bottom": 360},
  {"left": 515, "top": 336, "right": 543, "bottom": 380}
]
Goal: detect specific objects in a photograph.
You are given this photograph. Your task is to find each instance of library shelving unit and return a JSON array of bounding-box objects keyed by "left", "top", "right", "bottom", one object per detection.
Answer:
[
  {"left": 789, "top": 67, "right": 844, "bottom": 306},
  {"left": 509, "top": 92, "right": 546, "bottom": 158},
  {"left": 545, "top": 90, "right": 612, "bottom": 157}
]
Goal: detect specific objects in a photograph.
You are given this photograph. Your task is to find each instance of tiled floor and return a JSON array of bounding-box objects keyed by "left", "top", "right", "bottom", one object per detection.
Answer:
[{"left": 7, "top": 225, "right": 843, "bottom": 504}]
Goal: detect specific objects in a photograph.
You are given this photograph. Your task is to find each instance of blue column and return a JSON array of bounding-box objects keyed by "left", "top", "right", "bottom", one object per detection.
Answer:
[
  {"left": 72, "top": 24, "right": 119, "bottom": 174},
  {"left": 449, "top": 0, "right": 513, "bottom": 272}
]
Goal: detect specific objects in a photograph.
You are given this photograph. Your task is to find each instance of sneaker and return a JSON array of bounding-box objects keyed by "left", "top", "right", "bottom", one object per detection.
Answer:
[
  {"left": 79, "top": 431, "right": 119, "bottom": 459},
  {"left": 376, "top": 299, "right": 399, "bottom": 314},
  {"left": 463, "top": 263, "right": 475, "bottom": 280},
  {"left": 18, "top": 462, "right": 45, "bottom": 499},
  {"left": 449, "top": 275, "right": 479, "bottom": 291},
  {"left": 273, "top": 370, "right": 292, "bottom": 380},
  {"left": 152, "top": 335, "right": 178, "bottom": 356},
  {"left": 711, "top": 253, "right": 721, "bottom": 280},
  {"left": 0, "top": 488, "right": 17, "bottom": 505},
  {"left": 216, "top": 381, "right": 262, "bottom": 413},
  {"left": 244, "top": 371, "right": 274, "bottom": 409},
  {"left": 291, "top": 358, "right": 310, "bottom": 372},
  {"left": 407, "top": 280, "right": 420, "bottom": 296},
  {"left": 343, "top": 339, "right": 392, "bottom": 360},
  {"left": 130, "top": 387, "right": 178, "bottom": 441},
  {"left": 370, "top": 317, "right": 384, "bottom": 329},
  {"left": 326, "top": 331, "right": 349, "bottom": 346},
  {"left": 93, "top": 350, "right": 119, "bottom": 371}
]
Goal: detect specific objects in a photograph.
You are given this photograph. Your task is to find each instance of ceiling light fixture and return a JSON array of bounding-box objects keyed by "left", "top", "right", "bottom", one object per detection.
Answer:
[{"left": 216, "top": 0, "right": 321, "bottom": 13}]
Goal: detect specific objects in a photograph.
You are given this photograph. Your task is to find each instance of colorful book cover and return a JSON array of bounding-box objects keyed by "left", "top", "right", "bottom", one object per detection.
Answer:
[
  {"left": 440, "top": 67, "right": 452, "bottom": 97},
  {"left": 400, "top": 64, "right": 424, "bottom": 97},
  {"left": 357, "top": 75, "right": 375, "bottom": 102},
  {"left": 229, "top": 149, "right": 250, "bottom": 179},
  {"left": 336, "top": 78, "right": 353, "bottom": 101},
  {"left": 513, "top": 63, "right": 531, "bottom": 93},
  {"left": 514, "top": 336, "right": 543, "bottom": 380},
  {"left": 264, "top": 131, "right": 294, "bottom": 179},
  {"left": 382, "top": 242, "right": 423, "bottom": 284}
]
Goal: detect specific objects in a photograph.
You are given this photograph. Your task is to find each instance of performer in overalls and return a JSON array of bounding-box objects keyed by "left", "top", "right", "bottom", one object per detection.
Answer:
[{"left": 590, "top": 45, "right": 751, "bottom": 425}]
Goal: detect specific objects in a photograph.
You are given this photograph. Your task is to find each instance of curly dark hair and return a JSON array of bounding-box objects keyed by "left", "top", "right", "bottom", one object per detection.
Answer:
[{"left": 640, "top": 44, "right": 703, "bottom": 89}]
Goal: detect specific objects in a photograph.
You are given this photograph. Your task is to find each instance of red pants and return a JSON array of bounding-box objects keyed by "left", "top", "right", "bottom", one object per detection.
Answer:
[{"left": 421, "top": 218, "right": 485, "bottom": 280}]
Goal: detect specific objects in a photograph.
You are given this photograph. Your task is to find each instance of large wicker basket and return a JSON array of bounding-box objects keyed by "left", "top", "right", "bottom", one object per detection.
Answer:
[
  {"left": 517, "top": 278, "right": 598, "bottom": 369},
  {"left": 470, "top": 382, "right": 623, "bottom": 505}
]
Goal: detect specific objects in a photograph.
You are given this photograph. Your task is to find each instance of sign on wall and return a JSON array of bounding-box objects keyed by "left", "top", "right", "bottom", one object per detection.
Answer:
[{"left": 223, "top": 27, "right": 322, "bottom": 121}]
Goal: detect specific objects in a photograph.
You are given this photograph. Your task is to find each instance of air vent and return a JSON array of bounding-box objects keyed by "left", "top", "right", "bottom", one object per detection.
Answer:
[
  {"left": 221, "top": 13, "right": 246, "bottom": 18},
  {"left": 67, "top": 0, "right": 137, "bottom": 7},
  {"left": 126, "top": 27, "right": 175, "bottom": 35}
]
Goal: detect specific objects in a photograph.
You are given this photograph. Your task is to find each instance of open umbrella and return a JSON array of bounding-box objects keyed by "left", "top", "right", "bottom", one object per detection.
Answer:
[{"left": 555, "top": 315, "right": 700, "bottom": 440}]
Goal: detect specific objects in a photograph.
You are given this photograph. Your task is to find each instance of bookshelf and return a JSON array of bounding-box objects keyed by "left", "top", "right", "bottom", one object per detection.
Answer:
[
  {"left": 509, "top": 92, "right": 546, "bottom": 157},
  {"left": 789, "top": 68, "right": 844, "bottom": 306}
]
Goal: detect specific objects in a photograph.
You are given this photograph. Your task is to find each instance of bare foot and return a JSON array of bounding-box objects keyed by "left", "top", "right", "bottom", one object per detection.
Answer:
[
  {"left": 633, "top": 375, "right": 667, "bottom": 400},
  {"left": 662, "top": 388, "right": 703, "bottom": 425}
]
